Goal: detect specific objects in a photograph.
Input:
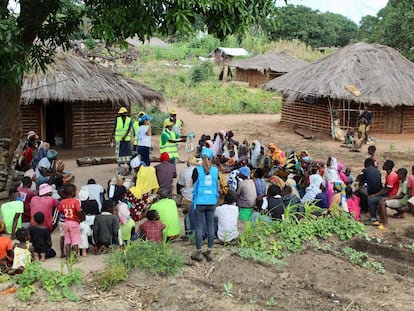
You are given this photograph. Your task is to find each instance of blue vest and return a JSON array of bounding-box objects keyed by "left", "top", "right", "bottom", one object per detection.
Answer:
[{"left": 193, "top": 166, "right": 219, "bottom": 205}]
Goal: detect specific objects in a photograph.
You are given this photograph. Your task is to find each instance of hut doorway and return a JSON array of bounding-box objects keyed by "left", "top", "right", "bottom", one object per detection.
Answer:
[
  {"left": 387, "top": 106, "right": 402, "bottom": 134},
  {"left": 45, "top": 103, "right": 73, "bottom": 147}
]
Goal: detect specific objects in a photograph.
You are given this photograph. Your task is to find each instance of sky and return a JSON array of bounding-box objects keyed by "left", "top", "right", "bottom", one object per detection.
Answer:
[{"left": 279, "top": 0, "right": 389, "bottom": 24}]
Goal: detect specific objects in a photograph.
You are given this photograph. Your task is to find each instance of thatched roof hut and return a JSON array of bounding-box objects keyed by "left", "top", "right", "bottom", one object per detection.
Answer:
[
  {"left": 229, "top": 52, "right": 307, "bottom": 87},
  {"left": 264, "top": 42, "right": 414, "bottom": 134},
  {"left": 20, "top": 52, "right": 164, "bottom": 148}
]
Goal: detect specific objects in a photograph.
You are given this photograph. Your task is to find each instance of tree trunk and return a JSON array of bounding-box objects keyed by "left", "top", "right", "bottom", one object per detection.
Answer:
[{"left": 0, "top": 84, "right": 22, "bottom": 199}]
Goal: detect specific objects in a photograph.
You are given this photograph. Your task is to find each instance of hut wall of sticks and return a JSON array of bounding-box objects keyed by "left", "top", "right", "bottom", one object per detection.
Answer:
[{"left": 265, "top": 43, "right": 414, "bottom": 135}]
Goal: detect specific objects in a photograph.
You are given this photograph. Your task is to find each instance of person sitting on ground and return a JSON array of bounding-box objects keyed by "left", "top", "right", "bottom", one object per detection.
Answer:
[
  {"left": 30, "top": 183, "right": 58, "bottom": 231},
  {"left": 281, "top": 185, "right": 301, "bottom": 210},
  {"left": 237, "top": 166, "right": 257, "bottom": 211},
  {"left": 17, "top": 176, "right": 36, "bottom": 227},
  {"left": 0, "top": 189, "right": 24, "bottom": 239},
  {"left": 323, "top": 157, "right": 341, "bottom": 182},
  {"left": 35, "top": 149, "right": 61, "bottom": 188},
  {"left": 79, "top": 186, "right": 100, "bottom": 230},
  {"left": 261, "top": 184, "right": 285, "bottom": 220},
  {"left": 367, "top": 145, "right": 378, "bottom": 168},
  {"left": 29, "top": 212, "right": 53, "bottom": 261},
  {"left": 138, "top": 210, "right": 166, "bottom": 243},
  {"left": 0, "top": 221, "right": 13, "bottom": 273},
  {"left": 155, "top": 152, "right": 177, "bottom": 197},
  {"left": 329, "top": 181, "right": 348, "bottom": 213},
  {"left": 337, "top": 162, "right": 348, "bottom": 184},
  {"left": 11, "top": 228, "right": 33, "bottom": 273},
  {"left": 214, "top": 192, "right": 239, "bottom": 243},
  {"left": 345, "top": 167, "right": 354, "bottom": 186},
  {"left": 314, "top": 181, "right": 329, "bottom": 212},
  {"left": 93, "top": 200, "right": 120, "bottom": 254},
  {"left": 301, "top": 173, "right": 324, "bottom": 204},
  {"left": 253, "top": 168, "right": 267, "bottom": 207},
  {"left": 346, "top": 186, "right": 361, "bottom": 221},
  {"left": 111, "top": 186, "right": 136, "bottom": 244},
  {"left": 149, "top": 188, "right": 182, "bottom": 241},
  {"left": 407, "top": 165, "right": 414, "bottom": 215},
  {"left": 268, "top": 143, "right": 286, "bottom": 166},
  {"left": 223, "top": 150, "right": 237, "bottom": 171},
  {"left": 84, "top": 178, "right": 105, "bottom": 212},
  {"left": 377, "top": 168, "right": 409, "bottom": 228}
]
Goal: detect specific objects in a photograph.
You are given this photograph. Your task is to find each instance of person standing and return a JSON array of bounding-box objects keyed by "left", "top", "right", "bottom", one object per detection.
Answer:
[
  {"left": 110, "top": 107, "right": 133, "bottom": 165},
  {"left": 358, "top": 106, "right": 372, "bottom": 143},
  {"left": 159, "top": 120, "right": 184, "bottom": 165},
  {"left": 137, "top": 115, "right": 153, "bottom": 166},
  {"left": 191, "top": 148, "right": 219, "bottom": 262},
  {"left": 164, "top": 109, "right": 183, "bottom": 137}
]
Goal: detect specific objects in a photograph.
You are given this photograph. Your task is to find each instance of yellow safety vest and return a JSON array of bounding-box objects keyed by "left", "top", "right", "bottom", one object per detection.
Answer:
[
  {"left": 115, "top": 116, "right": 131, "bottom": 141},
  {"left": 159, "top": 130, "right": 178, "bottom": 159},
  {"left": 133, "top": 120, "right": 139, "bottom": 145}
]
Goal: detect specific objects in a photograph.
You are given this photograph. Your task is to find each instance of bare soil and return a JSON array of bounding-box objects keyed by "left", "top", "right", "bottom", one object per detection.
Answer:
[{"left": 4, "top": 105, "right": 414, "bottom": 310}]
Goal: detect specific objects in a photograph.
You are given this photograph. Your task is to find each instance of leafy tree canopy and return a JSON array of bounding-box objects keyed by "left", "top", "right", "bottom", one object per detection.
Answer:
[{"left": 0, "top": 0, "right": 277, "bottom": 87}]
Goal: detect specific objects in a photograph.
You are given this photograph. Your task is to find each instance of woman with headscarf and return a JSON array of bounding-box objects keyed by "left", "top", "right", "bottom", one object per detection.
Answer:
[
  {"left": 268, "top": 143, "right": 286, "bottom": 166},
  {"left": 191, "top": 147, "right": 219, "bottom": 262},
  {"left": 249, "top": 140, "right": 261, "bottom": 168},
  {"left": 323, "top": 157, "right": 341, "bottom": 182},
  {"left": 124, "top": 161, "right": 159, "bottom": 221},
  {"left": 301, "top": 173, "right": 324, "bottom": 204}
]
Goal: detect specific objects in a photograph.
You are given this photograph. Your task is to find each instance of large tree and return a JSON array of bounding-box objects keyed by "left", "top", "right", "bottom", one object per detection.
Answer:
[{"left": 0, "top": 0, "right": 276, "bottom": 196}]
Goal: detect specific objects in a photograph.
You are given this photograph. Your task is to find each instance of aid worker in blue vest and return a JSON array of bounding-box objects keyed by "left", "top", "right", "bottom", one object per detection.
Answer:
[
  {"left": 159, "top": 120, "right": 185, "bottom": 166},
  {"left": 110, "top": 107, "right": 133, "bottom": 164},
  {"left": 191, "top": 147, "right": 219, "bottom": 262}
]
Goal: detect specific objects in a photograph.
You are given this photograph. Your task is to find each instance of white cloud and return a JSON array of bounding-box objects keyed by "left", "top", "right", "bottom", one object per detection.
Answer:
[{"left": 281, "top": 0, "right": 388, "bottom": 24}]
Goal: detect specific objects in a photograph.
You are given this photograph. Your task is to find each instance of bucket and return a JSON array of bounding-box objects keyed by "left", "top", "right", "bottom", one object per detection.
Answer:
[{"left": 239, "top": 207, "right": 253, "bottom": 221}]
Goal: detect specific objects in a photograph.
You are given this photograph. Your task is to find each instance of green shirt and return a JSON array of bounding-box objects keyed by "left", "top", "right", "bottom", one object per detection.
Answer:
[
  {"left": 397, "top": 179, "right": 409, "bottom": 206},
  {"left": 150, "top": 198, "right": 182, "bottom": 238},
  {"left": 120, "top": 218, "right": 135, "bottom": 241},
  {"left": 1, "top": 200, "right": 24, "bottom": 234}
]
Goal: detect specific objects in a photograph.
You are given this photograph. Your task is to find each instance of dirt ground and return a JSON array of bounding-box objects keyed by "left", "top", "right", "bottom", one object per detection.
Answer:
[{"left": 3, "top": 105, "right": 414, "bottom": 310}]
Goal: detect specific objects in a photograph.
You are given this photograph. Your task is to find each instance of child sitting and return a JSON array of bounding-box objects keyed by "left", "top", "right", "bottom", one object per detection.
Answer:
[
  {"left": 93, "top": 200, "right": 120, "bottom": 254},
  {"left": 345, "top": 167, "right": 354, "bottom": 186},
  {"left": 11, "top": 228, "right": 33, "bottom": 273},
  {"left": 346, "top": 186, "right": 361, "bottom": 221},
  {"left": 0, "top": 221, "right": 13, "bottom": 272},
  {"left": 79, "top": 211, "right": 92, "bottom": 257},
  {"left": 138, "top": 210, "right": 165, "bottom": 243},
  {"left": 29, "top": 212, "right": 53, "bottom": 261}
]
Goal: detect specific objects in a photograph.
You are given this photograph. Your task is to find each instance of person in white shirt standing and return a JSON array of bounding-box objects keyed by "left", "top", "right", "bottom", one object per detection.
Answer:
[
  {"left": 214, "top": 192, "right": 239, "bottom": 243},
  {"left": 137, "top": 115, "right": 153, "bottom": 166}
]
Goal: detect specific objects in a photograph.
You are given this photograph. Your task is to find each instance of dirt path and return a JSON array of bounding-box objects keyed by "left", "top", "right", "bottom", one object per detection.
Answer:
[{"left": 4, "top": 107, "right": 414, "bottom": 309}]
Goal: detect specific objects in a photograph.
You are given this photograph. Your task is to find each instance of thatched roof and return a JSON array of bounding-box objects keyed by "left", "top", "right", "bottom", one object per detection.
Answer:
[
  {"left": 228, "top": 52, "right": 307, "bottom": 74},
  {"left": 264, "top": 42, "right": 414, "bottom": 107},
  {"left": 21, "top": 52, "right": 164, "bottom": 106}
]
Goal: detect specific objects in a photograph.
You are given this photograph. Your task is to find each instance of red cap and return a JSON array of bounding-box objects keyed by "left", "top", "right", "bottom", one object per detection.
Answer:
[{"left": 160, "top": 152, "right": 170, "bottom": 162}]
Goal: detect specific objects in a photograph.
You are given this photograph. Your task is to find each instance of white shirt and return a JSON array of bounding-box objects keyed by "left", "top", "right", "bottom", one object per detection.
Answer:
[
  {"left": 138, "top": 125, "right": 151, "bottom": 147},
  {"left": 85, "top": 184, "right": 104, "bottom": 211},
  {"left": 214, "top": 203, "right": 239, "bottom": 242},
  {"left": 177, "top": 165, "right": 195, "bottom": 201}
]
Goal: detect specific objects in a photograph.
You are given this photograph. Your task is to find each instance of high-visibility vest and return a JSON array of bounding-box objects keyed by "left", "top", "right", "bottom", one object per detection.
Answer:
[
  {"left": 133, "top": 121, "right": 139, "bottom": 145},
  {"left": 159, "top": 130, "right": 178, "bottom": 159},
  {"left": 115, "top": 116, "right": 131, "bottom": 141}
]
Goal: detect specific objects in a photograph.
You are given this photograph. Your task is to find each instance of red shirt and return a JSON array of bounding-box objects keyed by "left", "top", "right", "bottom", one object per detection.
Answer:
[
  {"left": 386, "top": 171, "right": 399, "bottom": 197},
  {"left": 30, "top": 196, "right": 58, "bottom": 231},
  {"left": 0, "top": 236, "right": 12, "bottom": 258},
  {"left": 18, "top": 187, "right": 36, "bottom": 222},
  {"left": 58, "top": 198, "right": 81, "bottom": 223},
  {"left": 139, "top": 220, "right": 166, "bottom": 242}
]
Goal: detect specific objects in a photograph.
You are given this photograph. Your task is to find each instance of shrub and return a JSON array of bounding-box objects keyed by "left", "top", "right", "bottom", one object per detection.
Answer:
[{"left": 189, "top": 61, "right": 214, "bottom": 84}]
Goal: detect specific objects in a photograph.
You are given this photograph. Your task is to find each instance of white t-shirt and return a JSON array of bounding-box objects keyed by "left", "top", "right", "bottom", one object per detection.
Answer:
[
  {"left": 138, "top": 125, "right": 151, "bottom": 147},
  {"left": 85, "top": 184, "right": 104, "bottom": 211},
  {"left": 79, "top": 221, "right": 92, "bottom": 249},
  {"left": 35, "top": 157, "right": 52, "bottom": 178},
  {"left": 177, "top": 165, "right": 195, "bottom": 201},
  {"left": 214, "top": 203, "right": 239, "bottom": 242}
]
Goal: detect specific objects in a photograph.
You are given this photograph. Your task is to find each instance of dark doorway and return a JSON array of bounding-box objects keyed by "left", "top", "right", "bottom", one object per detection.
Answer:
[{"left": 46, "top": 104, "right": 65, "bottom": 147}]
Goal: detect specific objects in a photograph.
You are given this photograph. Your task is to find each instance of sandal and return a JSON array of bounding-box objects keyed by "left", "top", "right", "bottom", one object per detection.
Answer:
[{"left": 391, "top": 213, "right": 404, "bottom": 219}]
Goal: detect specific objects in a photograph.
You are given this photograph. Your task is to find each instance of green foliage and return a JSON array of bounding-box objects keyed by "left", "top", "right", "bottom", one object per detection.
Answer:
[
  {"left": 239, "top": 204, "right": 365, "bottom": 260},
  {"left": 343, "top": 247, "right": 385, "bottom": 274},
  {"left": 189, "top": 61, "right": 214, "bottom": 84},
  {"left": 100, "top": 240, "right": 185, "bottom": 290},
  {"left": 223, "top": 282, "right": 234, "bottom": 298},
  {"left": 16, "top": 259, "right": 82, "bottom": 302},
  {"left": 268, "top": 5, "right": 358, "bottom": 48},
  {"left": 129, "top": 104, "right": 169, "bottom": 135},
  {"left": 233, "top": 247, "right": 286, "bottom": 267}
]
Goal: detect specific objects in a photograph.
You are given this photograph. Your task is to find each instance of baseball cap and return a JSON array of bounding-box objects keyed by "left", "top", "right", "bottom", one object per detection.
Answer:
[
  {"left": 141, "top": 115, "right": 153, "bottom": 122},
  {"left": 239, "top": 166, "right": 251, "bottom": 178}
]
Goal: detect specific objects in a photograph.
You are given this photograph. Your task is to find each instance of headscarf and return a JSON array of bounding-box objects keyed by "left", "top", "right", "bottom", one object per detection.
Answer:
[
  {"left": 250, "top": 140, "right": 261, "bottom": 168},
  {"left": 268, "top": 143, "right": 286, "bottom": 166},
  {"left": 332, "top": 181, "right": 348, "bottom": 212},
  {"left": 301, "top": 173, "right": 323, "bottom": 203},
  {"left": 323, "top": 157, "right": 340, "bottom": 182},
  {"left": 129, "top": 166, "right": 159, "bottom": 199},
  {"left": 337, "top": 161, "right": 349, "bottom": 184}
]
